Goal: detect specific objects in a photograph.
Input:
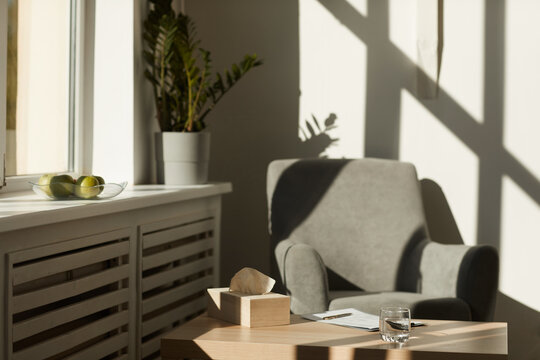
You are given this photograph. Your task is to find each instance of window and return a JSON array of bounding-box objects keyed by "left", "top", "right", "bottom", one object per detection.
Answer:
[{"left": 1, "top": 0, "right": 79, "bottom": 189}]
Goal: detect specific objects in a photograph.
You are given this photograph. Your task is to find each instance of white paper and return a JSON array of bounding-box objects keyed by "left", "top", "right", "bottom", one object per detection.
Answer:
[
  {"left": 302, "top": 308, "right": 424, "bottom": 331},
  {"left": 302, "top": 308, "right": 380, "bottom": 331}
]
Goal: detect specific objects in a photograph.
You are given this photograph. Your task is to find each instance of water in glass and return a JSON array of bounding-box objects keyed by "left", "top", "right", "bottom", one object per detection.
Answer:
[{"left": 379, "top": 307, "right": 410, "bottom": 343}]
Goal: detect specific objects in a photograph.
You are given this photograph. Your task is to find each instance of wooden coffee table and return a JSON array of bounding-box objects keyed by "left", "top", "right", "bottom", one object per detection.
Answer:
[{"left": 161, "top": 314, "right": 508, "bottom": 360}]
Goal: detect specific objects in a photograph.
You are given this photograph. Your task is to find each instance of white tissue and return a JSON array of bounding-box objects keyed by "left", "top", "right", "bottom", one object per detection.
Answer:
[{"left": 229, "top": 267, "right": 276, "bottom": 295}]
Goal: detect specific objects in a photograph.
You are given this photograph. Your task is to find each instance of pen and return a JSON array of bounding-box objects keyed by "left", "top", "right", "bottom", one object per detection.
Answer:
[{"left": 322, "top": 312, "right": 352, "bottom": 320}]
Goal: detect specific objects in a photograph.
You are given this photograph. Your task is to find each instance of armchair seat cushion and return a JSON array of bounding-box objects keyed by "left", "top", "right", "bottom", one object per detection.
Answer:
[{"left": 329, "top": 291, "right": 471, "bottom": 320}]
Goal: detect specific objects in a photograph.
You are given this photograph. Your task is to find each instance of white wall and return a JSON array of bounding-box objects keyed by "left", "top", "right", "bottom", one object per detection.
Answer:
[
  {"left": 298, "top": 0, "right": 367, "bottom": 158},
  {"left": 92, "top": 0, "right": 154, "bottom": 184},
  {"left": 186, "top": 1, "right": 539, "bottom": 358},
  {"left": 93, "top": 0, "right": 134, "bottom": 182},
  {"left": 502, "top": 0, "right": 540, "bottom": 313}
]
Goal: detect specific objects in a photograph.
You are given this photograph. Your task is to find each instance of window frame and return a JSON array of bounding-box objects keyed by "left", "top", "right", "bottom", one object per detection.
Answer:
[
  {"left": 0, "top": 0, "right": 7, "bottom": 189},
  {"left": 0, "top": 0, "right": 86, "bottom": 193}
]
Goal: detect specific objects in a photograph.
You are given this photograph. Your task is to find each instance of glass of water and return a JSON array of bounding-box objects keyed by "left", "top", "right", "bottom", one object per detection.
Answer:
[{"left": 379, "top": 307, "right": 411, "bottom": 343}]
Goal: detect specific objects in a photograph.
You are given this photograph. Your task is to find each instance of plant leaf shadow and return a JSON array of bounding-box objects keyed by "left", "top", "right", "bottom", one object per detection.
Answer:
[{"left": 297, "top": 113, "right": 340, "bottom": 158}]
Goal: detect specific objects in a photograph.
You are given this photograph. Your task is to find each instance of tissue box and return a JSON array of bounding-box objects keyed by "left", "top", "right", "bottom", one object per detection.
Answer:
[{"left": 207, "top": 287, "right": 290, "bottom": 327}]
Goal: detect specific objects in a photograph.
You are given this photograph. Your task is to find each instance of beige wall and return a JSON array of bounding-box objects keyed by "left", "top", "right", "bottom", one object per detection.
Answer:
[
  {"left": 184, "top": 0, "right": 301, "bottom": 284},
  {"left": 185, "top": 1, "right": 539, "bottom": 359}
]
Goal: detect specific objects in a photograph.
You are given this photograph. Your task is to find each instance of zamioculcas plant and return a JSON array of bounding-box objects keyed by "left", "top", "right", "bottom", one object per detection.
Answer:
[{"left": 143, "top": 0, "right": 262, "bottom": 132}]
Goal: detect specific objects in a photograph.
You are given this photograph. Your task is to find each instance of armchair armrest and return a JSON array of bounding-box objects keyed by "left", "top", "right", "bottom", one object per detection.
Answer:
[
  {"left": 275, "top": 239, "right": 329, "bottom": 314},
  {"left": 456, "top": 245, "right": 499, "bottom": 321},
  {"left": 419, "top": 242, "right": 499, "bottom": 321}
]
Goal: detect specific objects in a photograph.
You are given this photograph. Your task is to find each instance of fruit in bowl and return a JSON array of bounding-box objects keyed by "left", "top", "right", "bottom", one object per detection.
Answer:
[
  {"left": 49, "top": 174, "right": 75, "bottom": 198},
  {"left": 38, "top": 174, "right": 55, "bottom": 197},
  {"left": 32, "top": 174, "right": 125, "bottom": 200},
  {"left": 75, "top": 175, "right": 101, "bottom": 199},
  {"left": 94, "top": 175, "right": 105, "bottom": 194}
]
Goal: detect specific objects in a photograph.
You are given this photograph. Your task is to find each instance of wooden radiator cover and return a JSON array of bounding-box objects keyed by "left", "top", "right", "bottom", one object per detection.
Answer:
[
  {"left": 0, "top": 187, "right": 227, "bottom": 360},
  {"left": 8, "top": 229, "right": 132, "bottom": 360},
  {"left": 140, "top": 210, "right": 216, "bottom": 360}
]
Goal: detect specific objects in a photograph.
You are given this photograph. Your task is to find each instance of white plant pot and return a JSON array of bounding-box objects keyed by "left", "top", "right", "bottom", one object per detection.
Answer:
[{"left": 155, "top": 132, "right": 211, "bottom": 185}]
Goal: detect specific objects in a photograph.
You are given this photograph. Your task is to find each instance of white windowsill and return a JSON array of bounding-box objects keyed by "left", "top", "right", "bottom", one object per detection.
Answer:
[{"left": 0, "top": 182, "right": 232, "bottom": 233}]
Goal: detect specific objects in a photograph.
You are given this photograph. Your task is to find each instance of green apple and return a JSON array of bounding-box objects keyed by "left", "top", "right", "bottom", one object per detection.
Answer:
[
  {"left": 94, "top": 175, "right": 105, "bottom": 194},
  {"left": 37, "top": 174, "right": 55, "bottom": 197},
  {"left": 50, "top": 174, "right": 75, "bottom": 198},
  {"left": 75, "top": 175, "right": 101, "bottom": 199}
]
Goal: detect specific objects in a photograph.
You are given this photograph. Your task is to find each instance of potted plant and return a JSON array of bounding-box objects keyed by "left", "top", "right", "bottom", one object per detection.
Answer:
[{"left": 143, "top": 0, "right": 262, "bottom": 184}]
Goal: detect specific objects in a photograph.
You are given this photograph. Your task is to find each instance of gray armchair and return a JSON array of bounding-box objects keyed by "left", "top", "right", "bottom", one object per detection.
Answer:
[{"left": 267, "top": 158, "right": 498, "bottom": 321}]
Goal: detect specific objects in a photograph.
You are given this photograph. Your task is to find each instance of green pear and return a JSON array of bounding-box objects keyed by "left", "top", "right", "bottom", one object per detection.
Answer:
[
  {"left": 75, "top": 175, "right": 101, "bottom": 199},
  {"left": 50, "top": 174, "right": 75, "bottom": 198},
  {"left": 37, "top": 174, "right": 55, "bottom": 197}
]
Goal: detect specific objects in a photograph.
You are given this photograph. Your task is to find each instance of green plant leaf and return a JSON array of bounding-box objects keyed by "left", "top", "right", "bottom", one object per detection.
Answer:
[
  {"left": 232, "top": 64, "right": 241, "bottom": 80},
  {"left": 225, "top": 70, "right": 234, "bottom": 87},
  {"left": 143, "top": 0, "right": 263, "bottom": 132}
]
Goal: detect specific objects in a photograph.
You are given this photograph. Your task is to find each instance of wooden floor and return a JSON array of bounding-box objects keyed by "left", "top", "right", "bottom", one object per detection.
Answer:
[{"left": 161, "top": 314, "right": 508, "bottom": 360}]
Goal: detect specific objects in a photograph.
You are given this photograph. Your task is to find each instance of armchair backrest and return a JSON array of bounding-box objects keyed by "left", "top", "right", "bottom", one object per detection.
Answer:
[{"left": 267, "top": 158, "right": 429, "bottom": 292}]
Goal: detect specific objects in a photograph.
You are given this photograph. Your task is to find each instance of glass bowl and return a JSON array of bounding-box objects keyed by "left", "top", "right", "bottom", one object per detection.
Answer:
[{"left": 30, "top": 181, "right": 128, "bottom": 200}]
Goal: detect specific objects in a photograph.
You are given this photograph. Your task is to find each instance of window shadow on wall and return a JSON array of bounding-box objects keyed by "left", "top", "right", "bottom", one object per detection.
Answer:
[
  {"left": 315, "top": 1, "right": 539, "bottom": 358},
  {"left": 317, "top": 0, "right": 540, "bottom": 237}
]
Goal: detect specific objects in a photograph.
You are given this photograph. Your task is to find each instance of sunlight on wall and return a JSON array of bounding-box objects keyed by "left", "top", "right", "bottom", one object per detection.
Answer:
[
  {"left": 500, "top": 176, "right": 540, "bottom": 311},
  {"left": 299, "top": 0, "right": 366, "bottom": 158},
  {"left": 501, "top": 1, "right": 540, "bottom": 313},
  {"left": 93, "top": 0, "right": 134, "bottom": 182},
  {"left": 504, "top": 0, "right": 540, "bottom": 180},
  {"left": 346, "top": 0, "right": 367, "bottom": 17},
  {"left": 438, "top": 0, "right": 484, "bottom": 123},
  {"left": 389, "top": 0, "right": 416, "bottom": 62},
  {"left": 399, "top": 90, "right": 479, "bottom": 245}
]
